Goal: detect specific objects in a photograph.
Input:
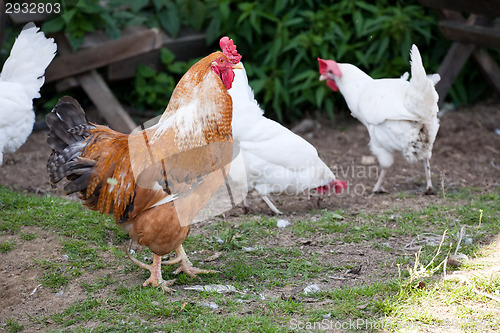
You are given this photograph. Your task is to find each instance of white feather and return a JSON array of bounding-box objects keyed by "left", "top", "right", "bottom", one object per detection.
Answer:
[
  {"left": 152, "top": 70, "right": 223, "bottom": 146},
  {"left": 228, "top": 63, "right": 336, "bottom": 201},
  {"left": 0, "top": 23, "right": 57, "bottom": 164},
  {"left": 333, "top": 44, "right": 440, "bottom": 169}
]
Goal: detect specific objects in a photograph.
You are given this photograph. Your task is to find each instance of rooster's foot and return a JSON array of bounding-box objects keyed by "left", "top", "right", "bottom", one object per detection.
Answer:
[
  {"left": 142, "top": 276, "right": 176, "bottom": 293},
  {"left": 173, "top": 244, "right": 219, "bottom": 278},
  {"left": 126, "top": 242, "right": 176, "bottom": 292},
  {"left": 173, "top": 263, "right": 219, "bottom": 278}
]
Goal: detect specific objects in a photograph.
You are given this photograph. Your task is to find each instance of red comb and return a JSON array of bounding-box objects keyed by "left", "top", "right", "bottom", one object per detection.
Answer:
[
  {"left": 318, "top": 58, "right": 328, "bottom": 75},
  {"left": 318, "top": 58, "right": 342, "bottom": 77},
  {"left": 220, "top": 36, "right": 242, "bottom": 64}
]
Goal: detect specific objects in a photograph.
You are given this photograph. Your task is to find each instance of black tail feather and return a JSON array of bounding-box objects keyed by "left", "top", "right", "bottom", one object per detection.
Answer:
[
  {"left": 46, "top": 96, "right": 90, "bottom": 152},
  {"left": 46, "top": 96, "right": 95, "bottom": 189}
]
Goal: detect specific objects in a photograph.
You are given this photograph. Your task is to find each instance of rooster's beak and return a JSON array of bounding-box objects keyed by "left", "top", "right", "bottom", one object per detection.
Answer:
[
  {"left": 232, "top": 63, "right": 243, "bottom": 70},
  {"left": 319, "top": 74, "right": 327, "bottom": 81}
]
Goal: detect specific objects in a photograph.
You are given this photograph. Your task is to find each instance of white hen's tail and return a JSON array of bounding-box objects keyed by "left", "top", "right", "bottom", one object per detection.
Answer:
[
  {"left": 406, "top": 44, "right": 440, "bottom": 121},
  {"left": 0, "top": 22, "right": 57, "bottom": 99}
]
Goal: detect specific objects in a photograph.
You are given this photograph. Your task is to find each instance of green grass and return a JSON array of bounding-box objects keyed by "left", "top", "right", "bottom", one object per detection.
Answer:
[
  {"left": 4, "top": 318, "right": 24, "bottom": 333},
  {"left": 0, "top": 239, "right": 16, "bottom": 253},
  {"left": 1, "top": 186, "right": 499, "bottom": 332}
]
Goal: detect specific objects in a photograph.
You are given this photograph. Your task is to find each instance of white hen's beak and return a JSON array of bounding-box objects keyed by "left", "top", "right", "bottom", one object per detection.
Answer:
[
  {"left": 319, "top": 74, "right": 327, "bottom": 81},
  {"left": 232, "top": 63, "right": 243, "bottom": 70}
]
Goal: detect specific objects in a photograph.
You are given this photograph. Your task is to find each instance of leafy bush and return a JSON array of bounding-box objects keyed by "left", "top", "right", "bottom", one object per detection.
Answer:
[
  {"left": 132, "top": 48, "right": 192, "bottom": 111},
  {"left": 202, "top": 0, "right": 445, "bottom": 121}
]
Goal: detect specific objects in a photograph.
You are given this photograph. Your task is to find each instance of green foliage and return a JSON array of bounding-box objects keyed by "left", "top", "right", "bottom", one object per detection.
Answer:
[
  {"left": 131, "top": 48, "right": 192, "bottom": 112},
  {"left": 201, "top": 0, "right": 443, "bottom": 121},
  {"left": 2, "top": 0, "right": 496, "bottom": 120}
]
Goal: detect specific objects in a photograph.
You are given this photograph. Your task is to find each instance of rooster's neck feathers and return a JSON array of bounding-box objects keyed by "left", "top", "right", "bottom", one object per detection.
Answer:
[{"left": 153, "top": 52, "right": 232, "bottom": 147}]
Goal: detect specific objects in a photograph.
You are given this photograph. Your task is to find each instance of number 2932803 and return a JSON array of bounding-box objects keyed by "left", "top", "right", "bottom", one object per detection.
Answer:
[{"left": 6, "top": 2, "right": 61, "bottom": 14}]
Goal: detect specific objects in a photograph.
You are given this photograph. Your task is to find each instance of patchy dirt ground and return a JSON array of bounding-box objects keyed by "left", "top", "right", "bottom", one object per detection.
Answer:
[
  {"left": 0, "top": 101, "right": 499, "bottom": 331},
  {"left": 1, "top": 101, "right": 499, "bottom": 209}
]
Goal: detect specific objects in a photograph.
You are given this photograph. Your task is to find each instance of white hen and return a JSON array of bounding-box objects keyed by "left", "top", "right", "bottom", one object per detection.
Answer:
[
  {"left": 318, "top": 44, "right": 439, "bottom": 194},
  {"left": 0, "top": 22, "right": 57, "bottom": 165},
  {"left": 228, "top": 63, "right": 346, "bottom": 214}
]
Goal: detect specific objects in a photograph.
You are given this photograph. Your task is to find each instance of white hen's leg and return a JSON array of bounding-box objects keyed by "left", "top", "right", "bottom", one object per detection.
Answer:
[
  {"left": 173, "top": 244, "right": 219, "bottom": 277},
  {"left": 260, "top": 195, "right": 283, "bottom": 215},
  {"left": 372, "top": 168, "right": 388, "bottom": 193},
  {"left": 423, "top": 158, "right": 435, "bottom": 195},
  {"left": 369, "top": 142, "right": 393, "bottom": 194}
]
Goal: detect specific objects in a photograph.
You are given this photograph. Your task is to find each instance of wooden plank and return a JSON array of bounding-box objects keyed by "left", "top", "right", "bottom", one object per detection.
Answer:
[
  {"left": 45, "top": 28, "right": 162, "bottom": 82},
  {"left": 438, "top": 20, "right": 500, "bottom": 49},
  {"left": 78, "top": 70, "right": 136, "bottom": 133},
  {"left": 107, "top": 32, "right": 207, "bottom": 81},
  {"left": 472, "top": 48, "right": 500, "bottom": 94},
  {"left": 55, "top": 33, "right": 136, "bottom": 133},
  {"left": 55, "top": 77, "right": 80, "bottom": 92},
  {"left": 418, "top": 0, "right": 500, "bottom": 18},
  {"left": 436, "top": 42, "right": 476, "bottom": 105},
  {"left": 7, "top": 12, "right": 51, "bottom": 25}
]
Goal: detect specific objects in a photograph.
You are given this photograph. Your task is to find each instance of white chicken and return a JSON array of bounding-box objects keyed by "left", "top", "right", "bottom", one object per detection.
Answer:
[
  {"left": 318, "top": 44, "right": 439, "bottom": 194},
  {"left": 228, "top": 63, "right": 346, "bottom": 214},
  {"left": 0, "top": 22, "right": 57, "bottom": 165}
]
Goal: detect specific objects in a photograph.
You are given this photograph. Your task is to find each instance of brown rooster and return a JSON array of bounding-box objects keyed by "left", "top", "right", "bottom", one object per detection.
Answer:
[{"left": 46, "top": 40, "right": 243, "bottom": 291}]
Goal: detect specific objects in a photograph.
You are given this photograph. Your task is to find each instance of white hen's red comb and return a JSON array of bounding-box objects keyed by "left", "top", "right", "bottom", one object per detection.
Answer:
[{"left": 220, "top": 36, "right": 242, "bottom": 64}]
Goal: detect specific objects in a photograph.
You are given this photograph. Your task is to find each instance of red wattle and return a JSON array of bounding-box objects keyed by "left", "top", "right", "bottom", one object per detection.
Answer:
[{"left": 221, "top": 70, "right": 235, "bottom": 90}]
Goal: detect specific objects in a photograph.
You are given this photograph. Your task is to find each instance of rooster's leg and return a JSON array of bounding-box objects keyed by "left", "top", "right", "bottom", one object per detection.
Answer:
[
  {"left": 260, "top": 195, "right": 283, "bottom": 215},
  {"left": 126, "top": 243, "right": 176, "bottom": 292},
  {"left": 423, "top": 158, "right": 435, "bottom": 195},
  {"left": 372, "top": 168, "right": 388, "bottom": 193},
  {"left": 140, "top": 254, "right": 176, "bottom": 292},
  {"left": 172, "top": 244, "right": 219, "bottom": 278}
]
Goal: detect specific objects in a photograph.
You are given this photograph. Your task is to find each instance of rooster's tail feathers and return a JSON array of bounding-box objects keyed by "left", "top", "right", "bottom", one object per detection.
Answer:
[
  {"left": 0, "top": 22, "right": 57, "bottom": 99},
  {"left": 46, "top": 96, "right": 95, "bottom": 190}
]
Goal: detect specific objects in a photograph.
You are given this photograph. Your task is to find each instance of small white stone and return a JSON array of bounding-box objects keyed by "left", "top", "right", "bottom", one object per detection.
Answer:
[
  {"left": 30, "top": 284, "right": 42, "bottom": 296},
  {"left": 242, "top": 246, "right": 254, "bottom": 252},
  {"left": 277, "top": 219, "right": 290, "bottom": 228},
  {"left": 201, "top": 302, "right": 218, "bottom": 310},
  {"left": 361, "top": 155, "right": 376, "bottom": 165},
  {"left": 303, "top": 284, "right": 321, "bottom": 295}
]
